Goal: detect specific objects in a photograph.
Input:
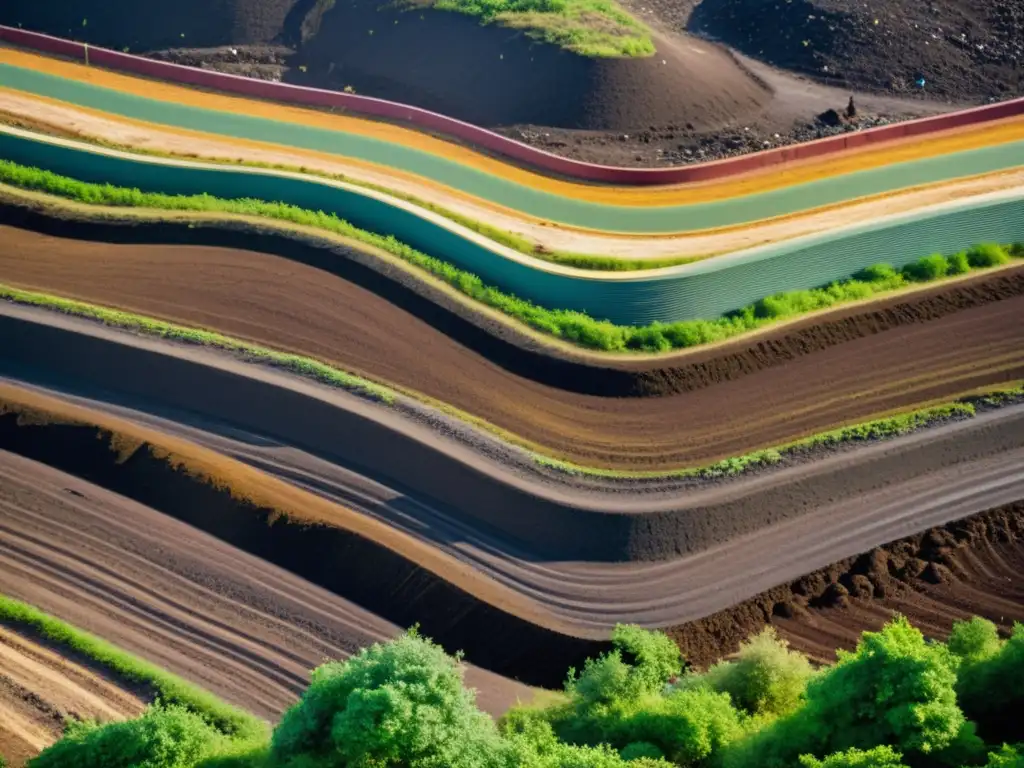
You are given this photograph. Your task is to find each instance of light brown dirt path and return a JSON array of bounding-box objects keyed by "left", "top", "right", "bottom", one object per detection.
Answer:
[
  {"left": 1, "top": 90, "right": 1022, "bottom": 258},
  {"left": 0, "top": 626, "right": 144, "bottom": 767},
  {"left": 3, "top": 225, "right": 1023, "bottom": 469},
  {"left": 0, "top": 451, "right": 535, "bottom": 720}
]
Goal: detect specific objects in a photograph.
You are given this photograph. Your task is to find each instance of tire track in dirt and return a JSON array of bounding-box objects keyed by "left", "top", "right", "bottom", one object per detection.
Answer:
[
  {"left": 0, "top": 451, "right": 535, "bottom": 720},
  {"left": 2, "top": 219, "right": 1023, "bottom": 470}
]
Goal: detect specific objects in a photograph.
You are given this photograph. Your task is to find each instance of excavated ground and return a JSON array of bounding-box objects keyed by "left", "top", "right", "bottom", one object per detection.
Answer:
[
  {"left": 2, "top": 214, "right": 1022, "bottom": 471},
  {"left": 672, "top": 500, "right": 1024, "bottom": 669}
]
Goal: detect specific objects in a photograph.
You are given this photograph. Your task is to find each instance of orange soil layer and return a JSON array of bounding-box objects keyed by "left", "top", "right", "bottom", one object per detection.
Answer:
[{"left": 2, "top": 47, "right": 1024, "bottom": 208}]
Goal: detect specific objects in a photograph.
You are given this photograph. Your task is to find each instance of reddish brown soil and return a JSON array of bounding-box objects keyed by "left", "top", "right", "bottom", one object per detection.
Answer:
[
  {"left": 670, "top": 500, "right": 1024, "bottom": 669},
  {"left": 0, "top": 448, "right": 538, "bottom": 718},
  {"left": 2, "top": 219, "right": 1022, "bottom": 471}
]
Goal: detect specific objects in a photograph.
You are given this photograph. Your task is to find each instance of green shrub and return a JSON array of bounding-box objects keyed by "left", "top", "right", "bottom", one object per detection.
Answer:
[
  {"left": 270, "top": 628, "right": 508, "bottom": 768},
  {"left": 966, "top": 243, "right": 1011, "bottom": 268},
  {"left": 620, "top": 741, "right": 665, "bottom": 761},
  {"left": 721, "top": 617, "right": 966, "bottom": 768},
  {"left": 946, "top": 250, "right": 972, "bottom": 275},
  {"left": 956, "top": 623, "right": 1024, "bottom": 744},
  {"left": 28, "top": 706, "right": 228, "bottom": 768},
  {"left": 853, "top": 263, "right": 901, "bottom": 283},
  {"left": 947, "top": 617, "right": 1003, "bottom": 665},
  {"left": 567, "top": 626, "right": 682, "bottom": 707},
  {"left": 797, "top": 745, "right": 909, "bottom": 767},
  {"left": 980, "top": 745, "right": 1024, "bottom": 768},
  {"left": 1010, "top": 242, "right": 1024, "bottom": 257},
  {"left": 701, "top": 627, "right": 814, "bottom": 718},
  {"left": 901, "top": 254, "right": 949, "bottom": 282}
]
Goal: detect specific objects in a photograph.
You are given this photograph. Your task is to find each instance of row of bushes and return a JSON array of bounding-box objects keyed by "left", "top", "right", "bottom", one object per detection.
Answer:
[
  {"left": 23, "top": 616, "right": 1024, "bottom": 768},
  {"left": 2, "top": 159, "right": 1021, "bottom": 353}
]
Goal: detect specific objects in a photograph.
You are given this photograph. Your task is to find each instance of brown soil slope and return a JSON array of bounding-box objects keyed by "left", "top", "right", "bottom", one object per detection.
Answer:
[
  {"left": 0, "top": 625, "right": 143, "bottom": 767},
  {"left": 0, "top": 449, "right": 536, "bottom": 718},
  {"left": 3, "top": 221, "right": 1023, "bottom": 470}
]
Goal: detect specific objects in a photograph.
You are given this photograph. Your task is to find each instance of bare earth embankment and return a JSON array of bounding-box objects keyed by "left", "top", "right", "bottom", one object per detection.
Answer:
[{"left": 0, "top": 624, "right": 144, "bottom": 766}]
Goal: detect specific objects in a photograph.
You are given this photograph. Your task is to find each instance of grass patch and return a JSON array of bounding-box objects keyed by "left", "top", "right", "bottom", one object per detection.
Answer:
[
  {"left": 408, "top": 0, "right": 654, "bottom": 57},
  {"left": 0, "top": 284, "right": 393, "bottom": 404},
  {"left": 532, "top": 386, "right": 1024, "bottom": 479},
  {"left": 1, "top": 158, "right": 1021, "bottom": 354},
  {"left": 0, "top": 594, "right": 267, "bottom": 740}
]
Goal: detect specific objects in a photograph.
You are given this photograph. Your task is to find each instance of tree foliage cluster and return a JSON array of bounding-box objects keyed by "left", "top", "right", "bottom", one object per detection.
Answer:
[{"left": 27, "top": 617, "right": 1024, "bottom": 768}]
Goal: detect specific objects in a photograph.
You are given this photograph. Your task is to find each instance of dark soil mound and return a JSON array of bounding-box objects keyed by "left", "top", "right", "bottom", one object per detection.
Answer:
[
  {"left": 687, "top": 0, "right": 1023, "bottom": 102},
  {"left": 289, "top": 0, "right": 769, "bottom": 130},
  {"left": 669, "top": 499, "right": 1024, "bottom": 669},
  {"left": 0, "top": 0, "right": 305, "bottom": 50},
  {"left": 1, "top": 0, "right": 770, "bottom": 131}
]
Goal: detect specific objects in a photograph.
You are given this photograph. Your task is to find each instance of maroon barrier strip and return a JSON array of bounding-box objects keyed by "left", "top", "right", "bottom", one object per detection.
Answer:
[{"left": 2, "top": 25, "right": 1023, "bottom": 186}]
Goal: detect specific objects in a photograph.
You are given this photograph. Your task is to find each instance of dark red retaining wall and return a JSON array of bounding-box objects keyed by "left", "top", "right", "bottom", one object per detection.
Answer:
[{"left": 2, "top": 25, "right": 1022, "bottom": 186}]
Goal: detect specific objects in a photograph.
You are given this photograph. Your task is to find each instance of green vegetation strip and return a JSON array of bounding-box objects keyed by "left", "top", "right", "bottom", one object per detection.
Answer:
[
  {"left": 533, "top": 384, "right": 1024, "bottom": 478},
  {"left": 0, "top": 115, "right": 689, "bottom": 272},
  {"left": 420, "top": 0, "right": 654, "bottom": 57},
  {"left": 3, "top": 158, "right": 1023, "bottom": 354},
  {"left": 0, "top": 594, "right": 268, "bottom": 740},
  {"left": 23, "top": 616, "right": 1024, "bottom": 768},
  {"left": 3, "top": 282, "right": 1021, "bottom": 481}
]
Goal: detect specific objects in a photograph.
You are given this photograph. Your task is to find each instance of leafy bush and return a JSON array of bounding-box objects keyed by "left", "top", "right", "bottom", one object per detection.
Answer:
[
  {"left": 966, "top": 244, "right": 1011, "bottom": 268},
  {"left": 980, "top": 745, "right": 1024, "bottom": 768},
  {"left": 567, "top": 626, "right": 682, "bottom": 707},
  {"left": 901, "top": 254, "right": 949, "bottom": 282},
  {"left": 619, "top": 742, "right": 665, "bottom": 761},
  {"left": 798, "top": 745, "right": 909, "bottom": 767},
  {"left": 722, "top": 617, "right": 966, "bottom": 768},
  {"left": 956, "top": 624, "right": 1024, "bottom": 744},
  {"left": 28, "top": 706, "right": 228, "bottom": 768},
  {"left": 946, "top": 250, "right": 972, "bottom": 275},
  {"left": 270, "top": 628, "right": 508, "bottom": 768},
  {"left": 947, "top": 618, "right": 1003, "bottom": 665},
  {"left": 701, "top": 627, "right": 814, "bottom": 718}
]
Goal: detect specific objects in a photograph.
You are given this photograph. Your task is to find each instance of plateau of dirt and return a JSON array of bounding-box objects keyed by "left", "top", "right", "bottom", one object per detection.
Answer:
[
  {"left": 670, "top": 500, "right": 1024, "bottom": 670},
  {"left": 0, "top": 624, "right": 144, "bottom": 767},
  {"left": 2, "top": 215, "right": 1022, "bottom": 471}
]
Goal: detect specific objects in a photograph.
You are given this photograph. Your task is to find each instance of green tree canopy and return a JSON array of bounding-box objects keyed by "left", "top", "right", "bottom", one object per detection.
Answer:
[
  {"left": 28, "top": 705, "right": 226, "bottom": 768},
  {"left": 702, "top": 627, "right": 814, "bottom": 717},
  {"left": 270, "top": 629, "right": 507, "bottom": 768},
  {"left": 798, "top": 745, "right": 909, "bottom": 768}
]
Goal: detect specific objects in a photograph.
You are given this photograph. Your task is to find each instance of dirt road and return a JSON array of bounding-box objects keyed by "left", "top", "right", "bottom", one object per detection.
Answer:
[
  {"left": 0, "top": 625, "right": 143, "bottom": 767},
  {"left": 3, "top": 225, "right": 1022, "bottom": 470},
  {"left": 0, "top": 450, "right": 534, "bottom": 720}
]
